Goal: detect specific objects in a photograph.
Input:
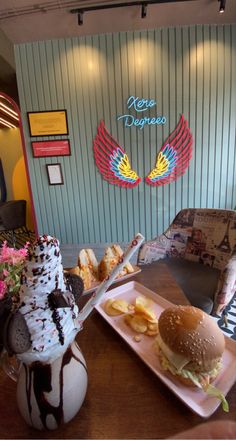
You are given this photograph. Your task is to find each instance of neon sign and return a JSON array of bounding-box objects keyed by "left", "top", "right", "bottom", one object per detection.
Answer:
[
  {"left": 127, "top": 96, "right": 156, "bottom": 112},
  {"left": 117, "top": 95, "right": 166, "bottom": 129}
]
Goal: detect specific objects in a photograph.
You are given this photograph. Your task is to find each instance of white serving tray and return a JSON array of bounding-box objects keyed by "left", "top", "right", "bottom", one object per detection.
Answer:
[{"left": 95, "top": 281, "right": 236, "bottom": 418}]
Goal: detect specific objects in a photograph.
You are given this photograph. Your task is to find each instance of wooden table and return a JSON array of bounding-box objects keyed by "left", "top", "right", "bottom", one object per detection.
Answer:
[{"left": 0, "top": 262, "right": 235, "bottom": 439}]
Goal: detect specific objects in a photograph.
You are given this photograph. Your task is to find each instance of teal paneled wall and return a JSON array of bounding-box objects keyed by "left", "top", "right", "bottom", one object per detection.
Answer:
[{"left": 15, "top": 24, "right": 236, "bottom": 244}]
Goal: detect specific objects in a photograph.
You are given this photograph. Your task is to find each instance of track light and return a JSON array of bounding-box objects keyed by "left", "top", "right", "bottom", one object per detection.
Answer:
[
  {"left": 71, "top": 0, "right": 209, "bottom": 26},
  {"left": 219, "top": 0, "right": 225, "bottom": 13},
  {"left": 78, "top": 11, "right": 83, "bottom": 25},
  {"left": 72, "top": 1, "right": 194, "bottom": 26},
  {"left": 141, "top": 3, "right": 147, "bottom": 18}
]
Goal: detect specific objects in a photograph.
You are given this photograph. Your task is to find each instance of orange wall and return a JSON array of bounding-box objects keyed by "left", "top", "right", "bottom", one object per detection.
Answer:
[{"left": 0, "top": 127, "right": 33, "bottom": 229}]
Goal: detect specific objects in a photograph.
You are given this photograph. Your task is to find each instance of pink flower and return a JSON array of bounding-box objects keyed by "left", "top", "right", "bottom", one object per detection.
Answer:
[
  {"left": 0, "top": 242, "right": 28, "bottom": 265},
  {"left": 0, "top": 280, "right": 7, "bottom": 300},
  {"left": 0, "top": 240, "right": 28, "bottom": 296}
]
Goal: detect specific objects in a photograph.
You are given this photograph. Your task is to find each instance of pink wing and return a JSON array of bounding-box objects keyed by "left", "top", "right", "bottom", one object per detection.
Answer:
[
  {"left": 93, "top": 121, "right": 141, "bottom": 188},
  {"left": 146, "top": 115, "right": 193, "bottom": 186}
]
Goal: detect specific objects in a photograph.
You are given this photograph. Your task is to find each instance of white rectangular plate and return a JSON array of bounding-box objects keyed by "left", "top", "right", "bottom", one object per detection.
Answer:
[{"left": 95, "top": 281, "right": 236, "bottom": 418}]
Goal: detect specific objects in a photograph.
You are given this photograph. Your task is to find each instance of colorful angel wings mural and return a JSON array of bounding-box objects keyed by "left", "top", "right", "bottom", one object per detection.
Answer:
[
  {"left": 93, "top": 120, "right": 141, "bottom": 188},
  {"left": 145, "top": 115, "right": 193, "bottom": 186},
  {"left": 93, "top": 115, "right": 193, "bottom": 188}
]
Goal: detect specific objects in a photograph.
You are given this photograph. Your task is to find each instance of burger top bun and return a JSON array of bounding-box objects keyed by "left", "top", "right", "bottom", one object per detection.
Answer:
[{"left": 158, "top": 305, "right": 225, "bottom": 372}]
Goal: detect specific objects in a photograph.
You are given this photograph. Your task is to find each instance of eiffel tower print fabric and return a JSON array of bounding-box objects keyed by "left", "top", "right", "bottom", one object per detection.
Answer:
[
  {"left": 138, "top": 208, "right": 236, "bottom": 314},
  {"left": 181, "top": 209, "right": 236, "bottom": 315},
  {"left": 180, "top": 210, "right": 236, "bottom": 271}
]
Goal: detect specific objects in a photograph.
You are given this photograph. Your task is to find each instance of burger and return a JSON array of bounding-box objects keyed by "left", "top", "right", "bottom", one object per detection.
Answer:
[{"left": 156, "top": 305, "right": 229, "bottom": 411}]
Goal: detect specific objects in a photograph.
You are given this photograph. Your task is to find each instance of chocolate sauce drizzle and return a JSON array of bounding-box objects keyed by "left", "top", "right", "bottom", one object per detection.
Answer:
[
  {"left": 55, "top": 274, "right": 59, "bottom": 290},
  {"left": 24, "top": 344, "right": 87, "bottom": 429},
  {"left": 32, "top": 266, "right": 45, "bottom": 276},
  {"left": 26, "top": 235, "right": 60, "bottom": 266},
  {"left": 48, "top": 290, "right": 65, "bottom": 345}
]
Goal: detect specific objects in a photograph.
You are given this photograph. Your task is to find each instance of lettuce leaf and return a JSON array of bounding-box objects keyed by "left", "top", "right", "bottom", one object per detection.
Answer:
[
  {"left": 178, "top": 370, "right": 229, "bottom": 413},
  {"left": 159, "top": 351, "right": 229, "bottom": 412},
  {"left": 205, "top": 384, "right": 229, "bottom": 413}
]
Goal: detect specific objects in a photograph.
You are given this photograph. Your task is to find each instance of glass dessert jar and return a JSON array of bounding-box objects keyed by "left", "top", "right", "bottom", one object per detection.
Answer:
[{"left": 1, "top": 339, "right": 88, "bottom": 430}]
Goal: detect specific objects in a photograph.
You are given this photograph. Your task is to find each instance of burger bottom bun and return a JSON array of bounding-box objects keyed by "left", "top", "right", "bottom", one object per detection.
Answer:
[{"left": 175, "top": 375, "right": 198, "bottom": 387}]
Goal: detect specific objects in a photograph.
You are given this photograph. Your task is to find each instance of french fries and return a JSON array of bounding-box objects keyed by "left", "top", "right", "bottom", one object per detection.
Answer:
[{"left": 104, "top": 295, "right": 159, "bottom": 339}]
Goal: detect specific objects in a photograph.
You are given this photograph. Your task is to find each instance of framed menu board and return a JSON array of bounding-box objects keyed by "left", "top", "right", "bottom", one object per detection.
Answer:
[{"left": 27, "top": 110, "right": 68, "bottom": 136}]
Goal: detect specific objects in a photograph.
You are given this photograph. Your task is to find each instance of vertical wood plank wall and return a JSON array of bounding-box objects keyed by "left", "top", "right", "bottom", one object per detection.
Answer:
[{"left": 15, "top": 24, "right": 236, "bottom": 245}]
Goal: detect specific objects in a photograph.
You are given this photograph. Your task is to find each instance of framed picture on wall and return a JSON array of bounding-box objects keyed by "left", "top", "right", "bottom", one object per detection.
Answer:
[
  {"left": 32, "top": 139, "right": 71, "bottom": 157},
  {"left": 46, "top": 163, "right": 64, "bottom": 185},
  {"left": 27, "top": 110, "right": 68, "bottom": 136}
]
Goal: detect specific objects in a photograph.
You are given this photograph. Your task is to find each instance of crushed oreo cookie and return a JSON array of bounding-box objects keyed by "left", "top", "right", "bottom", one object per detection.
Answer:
[
  {"left": 48, "top": 290, "right": 70, "bottom": 309},
  {"left": 64, "top": 273, "right": 84, "bottom": 302},
  {"left": 3, "top": 311, "right": 31, "bottom": 355}
]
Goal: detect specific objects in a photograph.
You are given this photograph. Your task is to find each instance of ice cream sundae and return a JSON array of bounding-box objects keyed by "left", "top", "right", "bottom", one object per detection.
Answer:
[
  {"left": 1, "top": 235, "right": 87, "bottom": 430},
  {"left": 0, "top": 232, "right": 144, "bottom": 430},
  {"left": 5, "top": 235, "right": 81, "bottom": 363}
]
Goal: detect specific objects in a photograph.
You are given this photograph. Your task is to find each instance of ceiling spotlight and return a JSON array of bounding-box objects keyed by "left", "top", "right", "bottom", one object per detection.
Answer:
[
  {"left": 219, "top": 0, "right": 225, "bottom": 13},
  {"left": 78, "top": 11, "right": 83, "bottom": 25},
  {"left": 141, "top": 3, "right": 147, "bottom": 18}
]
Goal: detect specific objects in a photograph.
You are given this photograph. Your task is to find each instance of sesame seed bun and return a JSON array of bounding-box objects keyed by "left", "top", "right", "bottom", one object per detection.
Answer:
[{"left": 158, "top": 305, "right": 225, "bottom": 373}]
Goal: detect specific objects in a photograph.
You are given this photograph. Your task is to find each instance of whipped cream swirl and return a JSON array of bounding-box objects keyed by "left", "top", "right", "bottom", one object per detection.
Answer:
[{"left": 18, "top": 235, "right": 80, "bottom": 362}]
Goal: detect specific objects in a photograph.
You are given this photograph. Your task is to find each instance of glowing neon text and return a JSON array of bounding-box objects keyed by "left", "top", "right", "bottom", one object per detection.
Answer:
[{"left": 117, "top": 95, "right": 166, "bottom": 130}]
